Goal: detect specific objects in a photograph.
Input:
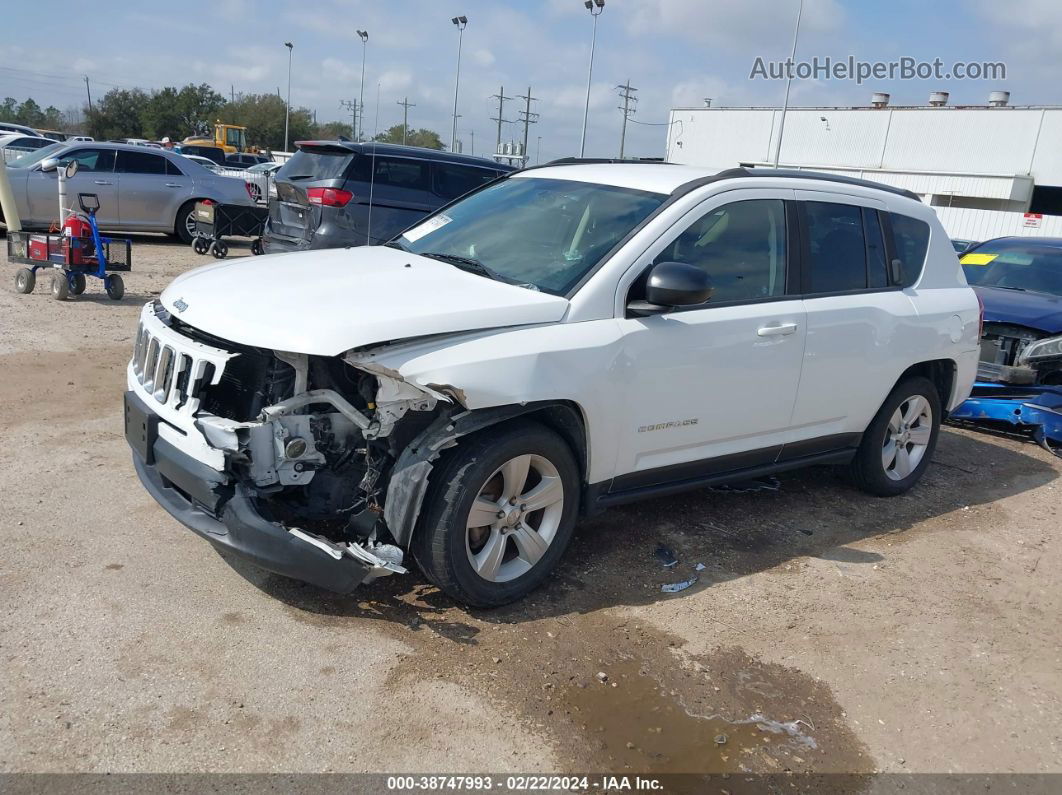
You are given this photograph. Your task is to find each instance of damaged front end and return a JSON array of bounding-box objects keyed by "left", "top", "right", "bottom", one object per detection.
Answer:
[
  {"left": 977, "top": 323, "right": 1062, "bottom": 386},
  {"left": 126, "top": 301, "right": 466, "bottom": 592}
]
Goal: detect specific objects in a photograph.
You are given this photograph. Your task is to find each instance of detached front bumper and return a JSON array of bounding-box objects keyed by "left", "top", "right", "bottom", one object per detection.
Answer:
[
  {"left": 126, "top": 391, "right": 383, "bottom": 593},
  {"left": 950, "top": 381, "right": 1062, "bottom": 453}
]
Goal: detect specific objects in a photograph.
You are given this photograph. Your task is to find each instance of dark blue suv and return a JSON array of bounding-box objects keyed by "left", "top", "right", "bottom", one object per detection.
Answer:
[{"left": 263, "top": 142, "right": 514, "bottom": 253}]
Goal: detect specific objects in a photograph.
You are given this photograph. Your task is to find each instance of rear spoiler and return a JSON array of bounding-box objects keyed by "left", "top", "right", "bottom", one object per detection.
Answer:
[{"left": 292, "top": 141, "right": 358, "bottom": 154}]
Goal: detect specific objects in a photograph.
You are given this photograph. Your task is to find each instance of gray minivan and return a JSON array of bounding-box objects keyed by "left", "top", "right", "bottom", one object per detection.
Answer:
[{"left": 263, "top": 141, "right": 514, "bottom": 253}]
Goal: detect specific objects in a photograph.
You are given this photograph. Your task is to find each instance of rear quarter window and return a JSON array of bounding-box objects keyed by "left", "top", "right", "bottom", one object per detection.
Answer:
[{"left": 888, "top": 212, "right": 930, "bottom": 287}]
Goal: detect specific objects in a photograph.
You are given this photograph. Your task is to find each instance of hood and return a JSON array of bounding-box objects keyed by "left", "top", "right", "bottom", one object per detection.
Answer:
[
  {"left": 975, "top": 286, "right": 1062, "bottom": 335},
  {"left": 160, "top": 246, "right": 570, "bottom": 356}
]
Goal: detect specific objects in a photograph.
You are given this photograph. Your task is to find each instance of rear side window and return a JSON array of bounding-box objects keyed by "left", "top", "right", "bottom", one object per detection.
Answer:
[
  {"left": 433, "top": 163, "right": 499, "bottom": 200},
  {"left": 165, "top": 158, "right": 185, "bottom": 176},
  {"left": 278, "top": 148, "right": 354, "bottom": 181},
  {"left": 804, "top": 202, "right": 867, "bottom": 293},
  {"left": 888, "top": 212, "right": 930, "bottom": 287},
  {"left": 863, "top": 208, "right": 888, "bottom": 288},
  {"left": 116, "top": 150, "right": 168, "bottom": 174}
]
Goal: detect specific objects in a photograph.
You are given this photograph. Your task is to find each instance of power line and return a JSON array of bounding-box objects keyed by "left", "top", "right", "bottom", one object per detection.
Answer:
[
  {"left": 516, "top": 86, "right": 539, "bottom": 164},
  {"left": 489, "top": 85, "right": 512, "bottom": 155},
  {"left": 339, "top": 99, "right": 358, "bottom": 138},
  {"left": 396, "top": 97, "right": 416, "bottom": 145},
  {"left": 616, "top": 80, "right": 638, "bottom": 159}
]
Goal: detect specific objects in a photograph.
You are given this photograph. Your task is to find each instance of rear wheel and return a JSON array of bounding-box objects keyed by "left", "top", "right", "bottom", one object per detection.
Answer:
[
  {"left": 849, "top": 376, "right": 941, "bottom": 496},
  {"left": 174, "top": 200, "right": 201, "bottom": 245},
  {"left": 106, "top": 274, "right": 125, "bottom": 300},
  {"left": 15, "top": 268, "right": 35, "bottom": 294},
  {"left": 69, "top": 273, "right": 86, "bottom": 295},
  {"left": 412, "top": 422, "right": 579, "bottom": 607}
]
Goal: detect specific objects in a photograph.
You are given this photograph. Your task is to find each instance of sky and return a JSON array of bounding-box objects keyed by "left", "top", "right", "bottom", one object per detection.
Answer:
[{"left": 2, "top": 0, "right": 1059, "bottom": 161}]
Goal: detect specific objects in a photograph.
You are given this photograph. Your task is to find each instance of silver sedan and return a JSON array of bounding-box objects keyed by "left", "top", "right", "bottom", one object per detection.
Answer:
[{"left": 3, "top": 142, "right": 256, "bottom": 243}]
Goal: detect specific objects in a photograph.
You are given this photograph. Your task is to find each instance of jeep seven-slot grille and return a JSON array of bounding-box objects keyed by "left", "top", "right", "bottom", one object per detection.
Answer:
[{"left": 131, "top": 315, "right": 219, "bottom": 414}]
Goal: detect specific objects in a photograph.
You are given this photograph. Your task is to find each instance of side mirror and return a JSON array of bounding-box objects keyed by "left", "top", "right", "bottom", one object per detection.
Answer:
[
  {"left": 39, "top": 157, "right": 59, "bottom": 173},
  {"left": 628, "top": 261, "right": 714, "bottom": 315},
  {"left": 65, "top": 160, "right": 79, "bottom": 179}
]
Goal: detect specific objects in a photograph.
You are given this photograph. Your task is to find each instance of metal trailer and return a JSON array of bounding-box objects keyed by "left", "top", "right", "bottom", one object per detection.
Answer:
[
  {"left": 949, "top": 382, "right": 1062, "bottom": 458},
  {"left": 10, "top": 192, "right": 131, "bottom": 301},
  {"left": 191, "top": 200, "right": 268, "bottom": 259}
]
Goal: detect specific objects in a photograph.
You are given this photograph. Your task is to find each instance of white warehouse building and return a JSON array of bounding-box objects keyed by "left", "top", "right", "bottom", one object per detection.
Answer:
[{"left": 665, "top": 92, "right": 1062, "bottom": 240}]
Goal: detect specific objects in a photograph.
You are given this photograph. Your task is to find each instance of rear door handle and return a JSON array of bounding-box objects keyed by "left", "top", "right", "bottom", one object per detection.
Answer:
[
  {"left": 93, "top": 180, "right": 112, "bottom": 185},
  {"left": 165, "top": 183, "right": 182, "bottom": 188},
  {"left": 757, "top": 322, "right": 798, "bottom": 337}
]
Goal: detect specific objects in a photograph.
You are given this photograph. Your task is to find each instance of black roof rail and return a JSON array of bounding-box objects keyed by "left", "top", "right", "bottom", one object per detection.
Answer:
[
  {"left": 518, "top": 157, "right": 677, "bottom": 173},
  {"left": 672, "top": 166, "right": 920, "bottom": 201}
]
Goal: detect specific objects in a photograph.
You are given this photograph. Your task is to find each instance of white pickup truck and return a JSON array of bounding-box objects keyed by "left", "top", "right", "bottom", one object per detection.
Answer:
[{"left": 125, "top": 163, "right": 981, "bottom": 606}]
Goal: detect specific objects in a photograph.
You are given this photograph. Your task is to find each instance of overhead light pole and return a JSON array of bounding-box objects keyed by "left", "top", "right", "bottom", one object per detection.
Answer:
[
  {"left": 771, "top": 0, "right": 803, "bottom": 168},
  {"left": 450, "top": 16, "right": 467, "bottom": 153},
  {"left": 283, "top": 41, "right": 294, "bottom": 152},
  {"left": 356, "top": 30, "right": 368, "bottom": 141},
  {"left": 579, "top": 0, "right": 605, "bottom": 158}
]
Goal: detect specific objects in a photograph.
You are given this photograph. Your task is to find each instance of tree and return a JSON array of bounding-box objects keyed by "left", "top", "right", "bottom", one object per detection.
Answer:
[
  {"left": 218, "top": 93, "right": 314, "bottom": 150},
  {"left": 315, "top": 120, "right": 353, "bottom": 140},
  {"left": 85, "top": 88, "right": 150, "bottom": 140},
  {"left": 373, "top": 124, "right": 445, "bottom": 150}
]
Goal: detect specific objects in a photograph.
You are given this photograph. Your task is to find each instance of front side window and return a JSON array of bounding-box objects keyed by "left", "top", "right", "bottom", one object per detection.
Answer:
[
  {"left": 58, "top": 148, "right": 116, "bottom": 173},
  {"left": 397, "top": 177, "right": 666, "bottom": 295},
  {"left": 653, "top": 199, "right": 787, "bottom": 303},
  {"left": 7, "top": 142, "right": 63, "bottom": 168}
]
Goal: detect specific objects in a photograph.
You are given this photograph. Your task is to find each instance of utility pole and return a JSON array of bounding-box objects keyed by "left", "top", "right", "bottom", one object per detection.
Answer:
[
  {"left": 83, "top": 76, "right": 93, "bottom": 112},
  {"left": 396, "top": 97, "right": 416, "bottom": 145},
  {"left": 616, "top": 80, "right": 638, "bottom": 159},
  {"left": 450, "top": 16, "right": 468, "bottom": 152},
  {"left": 516, "top": 86, "right": 539, "bottom": 164},
  {"left": 489, "top": 85, "right": 511, "bottom": 156},
  {"left": 469, "top": 129, "right": 474, "bottom": 156},
  {"left": 340, "top": 99, "right": 358, "bottom": 138},
  {"left": 231, "top": 85, "right": 235, "bottom": 103}
]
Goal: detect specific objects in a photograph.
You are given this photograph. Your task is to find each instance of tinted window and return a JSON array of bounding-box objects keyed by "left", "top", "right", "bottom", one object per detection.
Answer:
[
  {"left": 399, "top": 177, "right": 666, "bottom": 295},
  {"left": 58, "top": 148, "right": 115, "bottom": 173},
  {"left": 888, "top": 213, "right": 930, "bottom": 287},
  {"left": 433, "top": 164, "right": 499, "bottom": 200},
  {"left": 11, "top": 137, "right": 53, "bottom": 150},
  {"left": 863, "top": 208, "right": 888, "bottom": 288},
  {"left": 654, "top": 199, "right": 787, "bottom": 302},
  {"left": 961, "top": 241, "right": 1062, "bottom": 298},
  {"left": 277, "top": 147, "right": 353, "bottom": 181},
  {"left": 804, "top": 202, "right": 866, "bottom": 293},
  {"left": 166, "top": 158, "right": 185, "bottom": 176},
  {"left": 367, "top": 157, "right": 430, "bottom": 190},
  {"left": 116, "top": 150, "right": 168, "bottom": 174}
]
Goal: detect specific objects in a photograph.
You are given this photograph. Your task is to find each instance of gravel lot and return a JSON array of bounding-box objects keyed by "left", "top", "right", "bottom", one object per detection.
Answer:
[{"left": 1, "top": 234, "right": 1059, "bottom": 779}]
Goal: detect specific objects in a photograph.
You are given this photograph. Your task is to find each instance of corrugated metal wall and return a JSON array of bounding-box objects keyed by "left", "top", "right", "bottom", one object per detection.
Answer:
[{"left": 934, "top": 207, "right": 1062, "bottom": 241}]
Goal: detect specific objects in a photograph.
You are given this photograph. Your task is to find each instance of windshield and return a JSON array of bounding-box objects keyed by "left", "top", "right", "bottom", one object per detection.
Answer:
[
  {"left": 7, "top": 141, "right": 63, "bottom": 168},
  {"left": 961, "top": 240, "right": 1062, "bottom": 298},
  {"left": 396, "top": 177, "right": 666, "bottom": 295}
]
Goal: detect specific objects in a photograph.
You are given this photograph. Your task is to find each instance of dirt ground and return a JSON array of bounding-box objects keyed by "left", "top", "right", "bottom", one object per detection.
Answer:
[{"left": 0, "top": 235, "right": 1059, "bottom": 782}]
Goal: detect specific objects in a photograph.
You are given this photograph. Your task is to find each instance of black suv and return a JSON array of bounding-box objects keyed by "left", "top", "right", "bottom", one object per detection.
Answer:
[
  {"left": 226, "top": 152, "right": 272, "bottom": 168},
  {"left": 263, "top": 142, "right": 514, "bottom": 253}
]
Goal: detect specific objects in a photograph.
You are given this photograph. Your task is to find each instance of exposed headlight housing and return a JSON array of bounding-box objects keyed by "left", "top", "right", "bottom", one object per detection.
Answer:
[{"left": 1018, "top": 334, "right": 1062, "bottom": 363}]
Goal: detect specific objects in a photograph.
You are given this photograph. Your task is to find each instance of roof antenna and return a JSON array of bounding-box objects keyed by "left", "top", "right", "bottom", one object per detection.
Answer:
[{"left": 366, "top": 81, "right": 381, "bottom": 245}]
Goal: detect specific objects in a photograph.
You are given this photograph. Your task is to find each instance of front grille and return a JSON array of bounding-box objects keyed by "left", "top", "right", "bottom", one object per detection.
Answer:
[{"left": 130, "top": 304, "right": 234, "bottom": 416}]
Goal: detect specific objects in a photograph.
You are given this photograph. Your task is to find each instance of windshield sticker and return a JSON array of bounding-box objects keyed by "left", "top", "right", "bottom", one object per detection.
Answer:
[
  {"left": 960, "top": 252, "right": 998, "bottom": 266},
  {"left": 402, "top": 214, "right": 452, "bottom": 243}
]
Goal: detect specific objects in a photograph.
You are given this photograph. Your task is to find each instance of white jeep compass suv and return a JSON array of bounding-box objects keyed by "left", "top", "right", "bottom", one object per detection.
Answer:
[{"left": 125, "top": 163, "right": 981, "bottom": 606}]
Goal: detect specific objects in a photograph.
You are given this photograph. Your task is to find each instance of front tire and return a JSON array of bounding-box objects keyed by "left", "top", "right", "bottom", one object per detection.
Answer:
[
  {"left": 51, "top": 272, "right": 69, "bottom": 301},
  {"left": 411, "top": 422, "right": 579, "bottom": 607},
  {"left": 15, "top": 268, "right": 35, "bottom": 294},
  {"left": 849, "top": 376, "right": 941, "bottom": 497}
]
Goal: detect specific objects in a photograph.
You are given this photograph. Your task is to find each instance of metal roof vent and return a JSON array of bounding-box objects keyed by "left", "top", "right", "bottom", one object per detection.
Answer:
[
  {"left": 989, "top": 90, "right": 1010, "bottom": 107},
  {"left": 929, "top": 91, "right": 949, "bottom": 106},
  {"left": 871, "top": 92, "right": 890, "bottom": 108}
]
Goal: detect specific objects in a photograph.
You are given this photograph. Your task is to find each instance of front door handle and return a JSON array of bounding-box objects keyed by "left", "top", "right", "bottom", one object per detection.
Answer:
[
  {"left": 757, "top": 322, "right": 798, "bottom": 337},
  {"left": 164, "top": 183, "right": 182, "bottom": 188},
  {"left": 93, "top": 180, "right": 112, "bottom": 185}
]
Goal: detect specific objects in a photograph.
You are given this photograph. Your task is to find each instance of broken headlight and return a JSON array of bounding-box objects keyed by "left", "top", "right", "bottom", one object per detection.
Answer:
[{"left": 1019, "top": 335, "right": 1062, "bottom": 363}]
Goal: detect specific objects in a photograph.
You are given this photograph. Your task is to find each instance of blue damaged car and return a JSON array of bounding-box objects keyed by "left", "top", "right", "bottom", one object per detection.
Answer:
[{"left": 951, "top": 237, "right": 1062, "bottom": 452}]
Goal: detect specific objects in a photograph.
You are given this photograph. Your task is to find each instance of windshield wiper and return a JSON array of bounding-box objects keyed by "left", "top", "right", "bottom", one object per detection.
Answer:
[{"left": 420, "top": 252, "right": 506, "bottom": 282}]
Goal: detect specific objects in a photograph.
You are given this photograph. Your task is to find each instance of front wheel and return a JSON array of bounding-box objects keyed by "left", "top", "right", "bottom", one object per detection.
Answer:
[
  {"left": 849, "top": 376, "right": 941, "bottom": 497},
  {"left": 69, "top": 273, "right": 86, "bottom": 295},
  {"left": 412, "top": 422, "right": 580, "bottom": 607},
  {"left": 105, "top": 274, "right": 125, "bottom": 300},
  {"left": 51, "top": 271, "right": 69, "bottom": 301},
  {"left": 15, "top": 268, "right": 35, "bottom": 294}
]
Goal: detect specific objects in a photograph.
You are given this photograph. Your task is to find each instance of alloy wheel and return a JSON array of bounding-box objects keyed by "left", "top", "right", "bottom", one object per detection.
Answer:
[
  {"left": 465, "top": 454, "right": 565, "bottom": 583},
  {"left": 881, "top": 395, "right": 933, "bottom": 481}
]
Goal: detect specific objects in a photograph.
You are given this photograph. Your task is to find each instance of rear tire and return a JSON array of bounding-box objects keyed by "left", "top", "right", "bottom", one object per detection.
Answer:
[
  {"left": 106, "top": 274, "right": 125, "bottom": 300},
  {"left": 849, "top": 376, "right": 941, "bottom": 497},
  {"left": 69, "top": 273, "right": 86, "bottom": 295},
  {"left": 174, "top": 201, "right": 200, "bottom": 245},
  {"left": 411, "top": 422, "right": 580, "bottom": 607},
  {"left": 15, "top": 268, "right": 35, "bottom": 294}
]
